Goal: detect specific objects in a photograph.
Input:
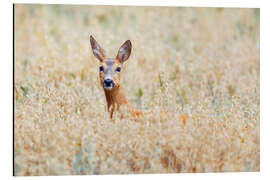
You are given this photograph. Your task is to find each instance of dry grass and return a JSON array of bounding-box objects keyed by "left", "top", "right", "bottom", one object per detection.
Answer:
[{"left": 14, "top": 4, "right": 260, "bottom": 175}]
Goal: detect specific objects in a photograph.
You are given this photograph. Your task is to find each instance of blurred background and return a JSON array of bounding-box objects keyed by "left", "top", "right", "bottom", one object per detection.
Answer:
[{"left": 14, "top": 4, "right": 259, "bottom": 175}]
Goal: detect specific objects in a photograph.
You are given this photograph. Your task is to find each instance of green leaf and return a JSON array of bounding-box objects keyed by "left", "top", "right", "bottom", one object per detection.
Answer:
[
  {"left": 81, "top": 70, "right": 85, "bottom": 81},
  {"left": 70, "top": 73, "right": 76, "bottom": 79},
  {"left": 138, "top": 88, "right": 143, "bottom": 97},
  {"left": 23, "top": 59, "right": 28, "bottom": 71},
  {"left": 216, "top": 7, "right": 223, "bottom": 13},
  {"left": 181, "top": 89, "right": 188, "bottom": 104},
  {"left": 254, "top": 8, "right": 260, "bottom": 20},
  {"left": 237, "top": 22, "right": 244, "bottom": 36},
  {"left": 44, "top": 98, "right": 48, "bottom": 104},
  {"left": 20, "top": 86, "right": 29, "bottom": 97},
  {"left": 158, "top": 74, "right": 163, "bottom": 87}
]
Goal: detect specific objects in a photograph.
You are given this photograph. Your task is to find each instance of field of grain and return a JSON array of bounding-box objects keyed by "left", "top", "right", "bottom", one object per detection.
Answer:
[{"left": 14, "top": 4, "right": 260, "bottom": 175}]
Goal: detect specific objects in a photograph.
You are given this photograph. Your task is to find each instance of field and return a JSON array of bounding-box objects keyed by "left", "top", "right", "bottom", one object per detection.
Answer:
[{"left": 14, "top": 4, "right": 260, "bottom": 175}]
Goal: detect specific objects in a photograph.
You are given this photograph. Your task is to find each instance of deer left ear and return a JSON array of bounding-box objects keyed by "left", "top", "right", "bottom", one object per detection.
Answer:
[
  {"left": 116, "top": 40, "right": 132, "bottom": 63},
  {"left": 90, "top": 35, "right": 106, "bottom": 62}
]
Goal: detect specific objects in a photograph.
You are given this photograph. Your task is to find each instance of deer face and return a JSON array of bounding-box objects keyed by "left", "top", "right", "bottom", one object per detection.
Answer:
[
  {"left": 98, "top": 58, "right": 122, "bottom": 90},
  {"left": 90, "top": 35, "right": 132, "bottom": 91}
]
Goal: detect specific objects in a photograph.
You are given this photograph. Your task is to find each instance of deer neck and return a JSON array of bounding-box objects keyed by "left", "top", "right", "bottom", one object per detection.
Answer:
[
  {"left": 104, "top": 85, "right": 128, "bottom": 112},
  {"left": 104, "top": 85, "right": 142, "bottom": 119}
]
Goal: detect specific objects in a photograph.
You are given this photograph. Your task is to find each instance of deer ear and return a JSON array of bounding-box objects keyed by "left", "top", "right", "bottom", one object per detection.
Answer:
[
  {"left": 116, "top": 40, "right": 132, "bottom": 63},
  {"left": 90, "top": 35, "right": 106, "bottom": 62}
]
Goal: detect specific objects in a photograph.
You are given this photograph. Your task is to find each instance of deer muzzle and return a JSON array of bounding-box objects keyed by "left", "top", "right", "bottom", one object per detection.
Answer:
[{"left": 103, "top": 78, "right": 115, "bottom": 90}]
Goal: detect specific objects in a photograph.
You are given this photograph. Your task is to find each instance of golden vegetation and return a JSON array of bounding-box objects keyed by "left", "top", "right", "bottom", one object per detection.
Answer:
[{"left": 14, "top": 4, "right": 260, "bottom": 175}]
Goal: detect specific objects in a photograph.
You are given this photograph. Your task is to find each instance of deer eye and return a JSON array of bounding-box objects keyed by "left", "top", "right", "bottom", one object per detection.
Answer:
[
  {"left": 99, "top": 66, "right": 104, "bottom": 72},
  {"left": 116, "top": 67, "right": 121, "bottom": 72}
]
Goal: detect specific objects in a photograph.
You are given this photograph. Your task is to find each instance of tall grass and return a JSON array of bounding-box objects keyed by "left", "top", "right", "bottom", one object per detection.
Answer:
[{"left": 14, "top": 4, "right": 260, "bottom": 175}]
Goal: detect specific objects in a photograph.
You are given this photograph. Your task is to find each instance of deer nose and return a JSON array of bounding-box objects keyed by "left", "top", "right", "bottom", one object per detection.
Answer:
[{"left": 104, "top": 79, "right": 114, "bottom": 87}]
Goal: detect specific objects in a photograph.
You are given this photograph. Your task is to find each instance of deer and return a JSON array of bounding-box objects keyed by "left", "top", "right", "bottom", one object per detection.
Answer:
[
  {"left": 90, "top": 35, "right": 143, "bottom": 119},
  {"left": 89, "top": 35, "right": 187, "bottom": 125}
]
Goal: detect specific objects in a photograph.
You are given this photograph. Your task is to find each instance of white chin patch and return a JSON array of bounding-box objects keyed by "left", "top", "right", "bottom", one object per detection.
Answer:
[{"left": 104, "top": 86, "right": 113, "bottom": 90}]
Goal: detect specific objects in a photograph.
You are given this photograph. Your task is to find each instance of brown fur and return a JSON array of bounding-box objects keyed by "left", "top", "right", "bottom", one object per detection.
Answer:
[
  {"left": 104, "top": 86, "right": 142, "bottom": 119},
  {"left": 90, "top": 35, "right": 142, "bottom": 119},
  {"left": 104, "top": 85, "right": 128, "bottom": 118}
]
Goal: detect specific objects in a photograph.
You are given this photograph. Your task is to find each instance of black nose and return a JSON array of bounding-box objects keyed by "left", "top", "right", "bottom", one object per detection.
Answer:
[{"left": 104, "top": 79, "right": 114, "bottom": 87}]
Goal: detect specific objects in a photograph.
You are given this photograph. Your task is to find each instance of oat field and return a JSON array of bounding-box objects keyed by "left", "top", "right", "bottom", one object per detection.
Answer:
[{"left": 14, "top": 4, "right": 260, "bottom": 175}]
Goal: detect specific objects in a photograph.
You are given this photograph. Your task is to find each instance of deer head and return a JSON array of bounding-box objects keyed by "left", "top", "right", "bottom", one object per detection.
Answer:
[{"left": 90, "top": 35, "right": 132, "bottom": 91}]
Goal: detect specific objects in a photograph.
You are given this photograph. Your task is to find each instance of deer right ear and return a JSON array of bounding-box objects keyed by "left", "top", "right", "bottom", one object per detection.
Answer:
[
  {"left": 90, "top": 35, "right": 106, "bottom": 62},
  {"left": 116, "top": 40, "right": 132, "bottom": 63}
]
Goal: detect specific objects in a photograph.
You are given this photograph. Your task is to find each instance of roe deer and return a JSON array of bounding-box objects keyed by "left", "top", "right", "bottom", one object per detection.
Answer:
[
  {"left": 90, "top": 35, "right": 142, "bottom": 119},
  {"left": 89, "top": 35, "right": 187, "bottom": 125}
]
